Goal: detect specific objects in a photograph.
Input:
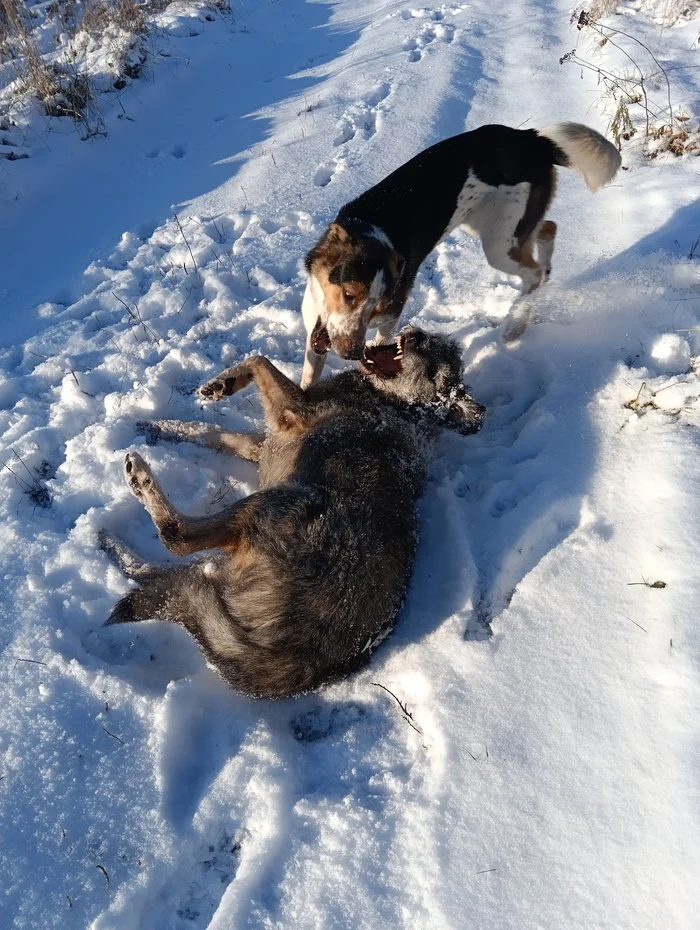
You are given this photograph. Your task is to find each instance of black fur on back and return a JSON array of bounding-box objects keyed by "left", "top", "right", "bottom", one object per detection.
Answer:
[{"left": 336, "top": 124, "right": 564, "bottom": 277}]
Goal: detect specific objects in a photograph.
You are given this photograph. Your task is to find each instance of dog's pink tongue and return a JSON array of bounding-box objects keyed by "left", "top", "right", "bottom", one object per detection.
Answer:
[{"left": 363, "top": 344, "right": 402, "bottom": 374}]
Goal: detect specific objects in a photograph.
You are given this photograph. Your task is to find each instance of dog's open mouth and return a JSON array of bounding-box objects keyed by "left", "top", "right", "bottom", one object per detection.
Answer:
[
  {"left": 360, "top": 336, "right": 404, "bottom": 378},
  {"left": 311, "top": 318, "right": 331, "bottom": 355}
]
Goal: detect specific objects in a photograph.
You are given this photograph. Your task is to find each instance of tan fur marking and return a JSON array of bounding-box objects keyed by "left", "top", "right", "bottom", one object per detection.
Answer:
[
  {"left": 309, "top": 261, "right": 342, "bottom": 316},
  {"left": 340, "top": 281, "right": 368, "bottom": 300},
  {"left": 508, "top": 240, "right": 540, "bottom": 270},
  {"left": 327, "top": 222, "right": 349, "bottom": 244},
  {"left": 537, "top": 220, "right": 557, "bottom": 242},
  {"left": 322, "top": 281, "right": 343, "bottom": 315}
]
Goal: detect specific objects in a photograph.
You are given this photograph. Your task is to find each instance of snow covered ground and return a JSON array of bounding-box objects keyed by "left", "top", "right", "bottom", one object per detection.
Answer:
[{"left": 1, "top": 0, "right": 700, "bottom": 927}]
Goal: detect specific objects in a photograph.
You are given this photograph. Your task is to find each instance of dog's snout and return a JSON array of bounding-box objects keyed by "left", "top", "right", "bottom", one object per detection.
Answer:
[{"left": 333, "top": 338, "right": 364, "bottom": 360}]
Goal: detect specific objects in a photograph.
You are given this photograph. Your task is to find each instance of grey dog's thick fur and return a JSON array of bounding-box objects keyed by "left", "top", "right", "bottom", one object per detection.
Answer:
[{"left": 101, "top": 329, "right": 485, "bottom": 698}]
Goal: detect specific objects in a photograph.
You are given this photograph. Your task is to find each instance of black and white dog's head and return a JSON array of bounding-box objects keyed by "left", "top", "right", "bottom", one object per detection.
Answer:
[
  {"left": 304, "top": 220, "right": 405, "bottom": 360},
  {"left": 361, "top": 327, "right": 486, "bottom": 435}
]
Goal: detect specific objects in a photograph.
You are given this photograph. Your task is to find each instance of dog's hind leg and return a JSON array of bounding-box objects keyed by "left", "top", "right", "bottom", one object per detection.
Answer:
[
  {"left": 138, "top": 419, "right": 264, "bottom": 462},
  {"left": 105, "top": 563, "right": 211, "bottom": 631},
  {"left": 123, "top": 451, "right": 261, "bottom": 556},
  {"left": 106, "top": 578, "right": 174, "bottom": 626},
  {"left": 98, "top": 529, "right": 153, "bottom": 578},
  {"left": 99, "top": 529, "right": 195, "bottom": 626},
  {"left": 502, "top": 296, "right": 534, "bottom": 343},
  {"left": 481, "top": 235, "right": 544, "bottom": 343},
  {"left": 502, "top": 223, "right": 556, "bottom": 342},
  {"left": 536, "top": 220, "right": 557, "bottom": 283},
  {"left": 492, "top": 236, "right": 544, "bottom": 295}
]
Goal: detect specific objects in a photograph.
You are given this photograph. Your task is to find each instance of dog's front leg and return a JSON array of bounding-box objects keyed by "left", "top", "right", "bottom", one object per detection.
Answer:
[
  {"left": 300, "top": 275, "right": 329, "bottom": 389},
  {"left": 199, "top": 356, "right": 308, "bottom": 432},
  {"left": 137, "top": 419, "right": 264, "bottom": 462},
  {"left": 300, "top": 338, "right": 327, "bottom": 390}
]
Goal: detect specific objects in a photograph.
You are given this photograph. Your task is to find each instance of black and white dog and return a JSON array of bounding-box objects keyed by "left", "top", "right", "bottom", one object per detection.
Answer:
[{"left": 300, "top": 122, "right": 621, "bottom": 387}]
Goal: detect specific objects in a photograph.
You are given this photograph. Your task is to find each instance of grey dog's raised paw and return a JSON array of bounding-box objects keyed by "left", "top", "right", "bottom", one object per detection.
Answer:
[
  {"left": 198, "top": 378, "right": 232, "bottom": 402},
  {"left": 199, "top": 365, "right": 252, "bottom": 402}
]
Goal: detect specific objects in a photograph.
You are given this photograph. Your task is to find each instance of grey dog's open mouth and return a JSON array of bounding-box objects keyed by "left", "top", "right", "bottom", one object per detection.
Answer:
[
  {"left": 311, "top": 319, "right": 331, "bottom": 355},
  {"left": 360, "top": 335, "right": 404, "bottom": 378}
]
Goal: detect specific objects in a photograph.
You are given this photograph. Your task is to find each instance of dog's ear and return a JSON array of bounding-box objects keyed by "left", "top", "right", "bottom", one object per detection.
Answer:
[
  {"left": 328, "top": 222, "right": 350, "bottom": 245},
  {"left": 443, "top": 388, "right": 486, "bottom": 435},
  {"left": 305, "top": 224, "right": 350, "bottom": 273}
]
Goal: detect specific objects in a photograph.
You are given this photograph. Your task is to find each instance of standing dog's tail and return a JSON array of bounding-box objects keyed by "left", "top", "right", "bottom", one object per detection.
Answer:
[{"left": 538, "top": 122, "right": 621, "bottom": 192}]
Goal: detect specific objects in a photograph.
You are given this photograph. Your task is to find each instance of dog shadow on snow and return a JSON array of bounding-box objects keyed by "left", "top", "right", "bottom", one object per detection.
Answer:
[{"left": 400, "top": 204, "right": 695, "bottom": 648}]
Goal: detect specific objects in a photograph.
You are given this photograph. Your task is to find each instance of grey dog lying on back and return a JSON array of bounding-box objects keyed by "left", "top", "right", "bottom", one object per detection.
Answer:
[{"left": 100, "top": 328, "right": 485, "bottom": 698}]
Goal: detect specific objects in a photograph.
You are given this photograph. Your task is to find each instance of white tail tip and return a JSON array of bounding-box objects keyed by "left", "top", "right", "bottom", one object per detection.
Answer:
[{"left": 539, "top": 122, "right": 621, "bottom": 192}]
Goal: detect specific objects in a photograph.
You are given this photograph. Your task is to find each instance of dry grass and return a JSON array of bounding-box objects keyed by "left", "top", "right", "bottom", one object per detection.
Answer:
[
  {"left": 565, "top": 4, "right": 700, "bottom": 157},
  {"left": 642, "top": 0, "right": 700, "bottom": 25},
  {"left": 2, "top": 0, "right": 230, "bottom": 138},
  {"left": 0, "top": 0, "right": 152, "bottom": 133},
  {"left": 1, "top": 0, "right": 58, "bottom": 100},
  {"left": 81, "top": 0, "right": 147, "bottom": 38}
]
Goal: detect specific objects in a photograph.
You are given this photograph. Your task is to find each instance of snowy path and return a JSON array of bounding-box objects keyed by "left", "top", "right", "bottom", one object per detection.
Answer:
[{"left": 1, "top": 0, "right": 700, "bottom": 928}]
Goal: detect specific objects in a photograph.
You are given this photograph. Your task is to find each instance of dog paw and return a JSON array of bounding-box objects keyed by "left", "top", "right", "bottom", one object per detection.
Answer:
[
  {"left": 97, "top": 528, "right": 116, "bottom": 553},
  {"left": 502, "top": 315, "right": 529, "bottom": 344},
  {"left": 198, "top": 366, "right": 251, "bottom": 402},
  {"left": 124, "top": 451, "right": 154, "bottom": 499},
  {"left": 135, "top": 420, "right": 164, "bottom": 445},
  {"left": 502, "top": 294, "right": 534, "bottom": 344}
]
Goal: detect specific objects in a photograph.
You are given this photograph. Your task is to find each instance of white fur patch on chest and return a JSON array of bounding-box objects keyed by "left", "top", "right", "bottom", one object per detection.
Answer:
[{"left": 444, "top": 170, "right": 531, "bottom": 241}]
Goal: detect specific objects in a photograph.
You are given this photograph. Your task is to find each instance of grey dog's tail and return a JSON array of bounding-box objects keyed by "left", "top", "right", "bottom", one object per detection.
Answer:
[{"left": 538, "top": 122, "right": 621, "bottom": 192}]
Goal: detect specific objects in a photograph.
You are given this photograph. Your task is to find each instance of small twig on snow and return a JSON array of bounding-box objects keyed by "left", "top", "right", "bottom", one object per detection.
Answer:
[
  {"left": 111, "top": 292, "right": 157, "bottom": 343},
  {"left": 371, "top": 681, "right": 424, "bottom": 737},
  {"left": 623, "top": 615, "right": 648, "bottom": 633},
  {"left": 101, "top": 726, "right": 125, "bottom": 745},
  {"left": 173, "top": 213, "right": 201, "bottom": 285},
  {"left": 69, "top": 367, "right": 95, "bottom": 398},
  {"left": 13, "top": 657, "right": 48, "bottom": 670}
]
